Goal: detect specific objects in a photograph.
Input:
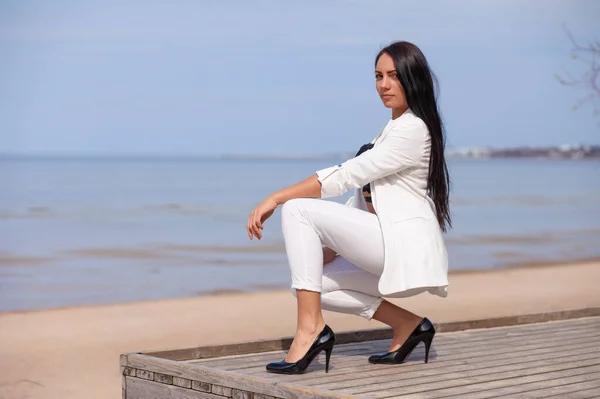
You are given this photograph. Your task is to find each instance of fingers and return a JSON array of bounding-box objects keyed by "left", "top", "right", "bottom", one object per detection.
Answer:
[
  {"left": 247, "top": 209, "right": 263, "bottom": 240},
  {"left": 247, "top": 202, "right": 277, "bottom": 240},
  {"left": 246, "top": 212, "right": 253, "bottom": 239},
  {"left": 252, "top": 211, "right": 263, "bottom": 239}
]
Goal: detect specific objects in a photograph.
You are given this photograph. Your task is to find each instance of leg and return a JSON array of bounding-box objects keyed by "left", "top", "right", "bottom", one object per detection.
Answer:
[
  {"left": 281, "top": 198, "right": 382, "bottom": 362},
  {"left": 281, "top": 198, "right": 420, "bottom": 359},
  {"left": 372, "top": 302, "right": 423, "bottom": 351},
  {"left": 318, "top": 256, "right": 423, "bottom": 352},
  {"left": 319, "top": 256, "right": 383, "bottom": 319},
  {"left": 282, "top": 198, "right": 385, "bottom": 292},
  {"left": 285, "top": 289, "right": 326, "bottom": 362}
]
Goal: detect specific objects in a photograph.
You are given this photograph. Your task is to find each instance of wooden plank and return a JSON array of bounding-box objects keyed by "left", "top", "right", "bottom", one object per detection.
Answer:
[
  {"left": 122, "top": 366, "right": 136, "bottom": 399},
  {"left": 227, "top": 329, "right": 600, "bottom": 376},
  {"left": 193, "top": 317, "right": 600, "bottom": 368},
  {"left": 232, "top": 389, "right": 254, "bottom": 399},
  {"left": 434, "top": 309, "right": 600, "bottom": 333},
  {"left": 192, "top": 380, "right": 212, "bottom": 392},
  {"left": 466, "top": 373, "right": 600, "bottom": 398},
  {"left": 317, "top": 349, "right": 600, "bottom": 394},
  {"left": 193, "top": 316, "right": 600, "bottom": 370},
  {"left": 228, "top": 347, "right": 600, "bottom": 397},
  {"left": 154, "top": 372, "right": 174, "bottom": 384},
  {"left": 549, "top": 390, "right": 600, "bottom": 399},
  {"left": 204, "top": 317, "right": 600, "bottom": 365},
  {"left": 241, "top": 340, "right": 600, "bottom": 385},
  {"left": 206, "top": 323, "right": 600, "bottom": 371},
  {"left": 369, "top": 362, "right": 600, "bottom": 398},
  {"left": 433, "top": 314, "right": 600, "bottom": 341},
  {"left": 122, "top": 370, "right": 127, "bottom": 399},
  {"left": 212, "top": 385, "right": 233, "bottom": 397},
  {"left": 192, "top": 322, "right": 600, "bottom": 379},
  {"left": 124, "top": 353, "right": 358, "bottom": 399},
  {"left": 135, "top": 369, "right": 153, "bottom": 381},
  {"left": 126, "top": 376, "right": 225, "bottom": 399},
  {"left": 173, "top": 376, "right": 192, "bottom": 389},
  {"left": 309, "top": 343, "right": 600, "bottom": 390},
  {"left": 141, "top": 327, "right": 391, "bottom": 362},
  {"left": 244, "top": 338, "right": 600, "bottom": 384},
  {"left": 209, "top": 324, "right": 600, "bottom": 373},
  {"left": 141, "top": 309, "right": 600, "bottom": 361},
  {"left": 547, "top": 387, "right": 600, "bottom": 399},
  {"left": 236, "top": 331, "right": 600, "bottom": 378},
  {"left": 274, "top": 343, "right": 600, "bottom": 386}
]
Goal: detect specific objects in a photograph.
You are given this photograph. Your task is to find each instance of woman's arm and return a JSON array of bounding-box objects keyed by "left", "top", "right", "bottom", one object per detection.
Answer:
[
  {"left": 316, "top": 121, "right": 426, "bottom": 199},
  {"left": 268, "top": 175, "right": 322, "bottom": 205},
  {"left": 248, "top": 121, "right": 423, "bottom": 239}
]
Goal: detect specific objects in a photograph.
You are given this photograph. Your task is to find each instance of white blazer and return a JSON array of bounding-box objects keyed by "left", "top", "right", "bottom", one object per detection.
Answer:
[{"left": 315, "top": 109, "right": 448, "bottom": 298}]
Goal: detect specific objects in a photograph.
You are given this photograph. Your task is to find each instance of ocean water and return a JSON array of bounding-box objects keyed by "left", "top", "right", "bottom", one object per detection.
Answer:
[{"left": 1, "top": 156, "right": 599, "bottom": 312}]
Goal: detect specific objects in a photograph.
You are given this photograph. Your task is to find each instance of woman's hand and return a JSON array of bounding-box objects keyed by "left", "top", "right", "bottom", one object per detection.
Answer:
[
  {"left": 246, "top": 175, "right": 321, "bottom": 240},
  {"left": 247, "top": 197, "right": 279, "bottom": 240}
]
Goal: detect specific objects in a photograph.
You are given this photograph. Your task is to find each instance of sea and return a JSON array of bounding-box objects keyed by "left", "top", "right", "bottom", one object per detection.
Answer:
[{"left": 1, "top": 156, "right": 599, "bottom": 312}]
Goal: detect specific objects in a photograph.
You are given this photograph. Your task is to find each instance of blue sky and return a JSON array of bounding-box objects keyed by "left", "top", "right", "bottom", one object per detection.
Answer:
[{"left": 1, "top": 0, "right": 598, "bottom": 156}]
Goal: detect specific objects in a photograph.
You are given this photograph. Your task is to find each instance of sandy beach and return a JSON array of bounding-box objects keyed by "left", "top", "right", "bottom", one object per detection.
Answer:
[{"left": 1, "top": 260, "right": 599, "bottom": 399}]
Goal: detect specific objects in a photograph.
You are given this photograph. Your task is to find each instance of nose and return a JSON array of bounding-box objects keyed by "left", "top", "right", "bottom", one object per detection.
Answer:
[{"left": 380, "top": 76, "right": 391, "bottom": 90}]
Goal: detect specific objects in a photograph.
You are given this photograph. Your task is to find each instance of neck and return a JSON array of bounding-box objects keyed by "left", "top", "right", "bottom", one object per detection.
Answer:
[{"left": 392, "top": 105, "right": 409, "bottom": 120}]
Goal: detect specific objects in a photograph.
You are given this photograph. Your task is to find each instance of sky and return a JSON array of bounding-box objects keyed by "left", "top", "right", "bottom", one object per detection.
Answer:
[{"left": 1, "top": 0, "right": 599, "bottom": 156}]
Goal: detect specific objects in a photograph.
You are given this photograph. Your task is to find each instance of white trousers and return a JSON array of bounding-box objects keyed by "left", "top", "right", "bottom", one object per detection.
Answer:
[{"left": 281, "top": 198, "right": 385, "bottom": 320}]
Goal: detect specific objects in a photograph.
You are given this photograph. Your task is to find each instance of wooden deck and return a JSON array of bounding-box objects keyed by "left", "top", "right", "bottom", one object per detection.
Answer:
[{"left": 121, "top": 310, "right": 600, "bottom": 399}]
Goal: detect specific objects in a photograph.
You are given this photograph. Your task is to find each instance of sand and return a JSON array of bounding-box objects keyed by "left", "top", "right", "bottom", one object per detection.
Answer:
[{"left": 0, "top": 261, "right": 599, "bottom": 399}]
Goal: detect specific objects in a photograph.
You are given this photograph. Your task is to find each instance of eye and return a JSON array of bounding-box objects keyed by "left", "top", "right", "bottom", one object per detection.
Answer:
[{"left": 375, "top": 73, "right": 382, "bottom": 80}]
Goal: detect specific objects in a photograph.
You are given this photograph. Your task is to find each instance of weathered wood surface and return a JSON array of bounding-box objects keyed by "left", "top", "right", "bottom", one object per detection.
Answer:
[
  {"left": 123, "top": 316, "right": 600, "bottom": 398},
  {"left": 126, "top": 376, "right": 227, "bottom": 399},
  {"left": 143, "top": 307, "right": 600, "bottom": 361}
]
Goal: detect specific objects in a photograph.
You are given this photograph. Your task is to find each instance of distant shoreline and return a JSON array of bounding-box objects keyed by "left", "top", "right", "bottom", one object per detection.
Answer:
[
  {"left": 1, "top": 146, "right": 599, "bottom": 162},
  {"left": 447, "top": 144, "right": 600, "bottom": 160}
]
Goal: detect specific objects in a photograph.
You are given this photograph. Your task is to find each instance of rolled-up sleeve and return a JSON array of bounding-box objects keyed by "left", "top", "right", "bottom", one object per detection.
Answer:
[{"left": 315, "top": 121, "right": 426, "bottom": 198}]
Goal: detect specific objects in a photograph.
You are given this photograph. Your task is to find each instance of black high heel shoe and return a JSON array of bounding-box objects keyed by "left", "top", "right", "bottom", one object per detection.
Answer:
[
  {"left": 266, "top": 325, "right": 336, "bottom": 374},
  {"left": 368, "top": 317, "right": 435, "bottom": 364}
]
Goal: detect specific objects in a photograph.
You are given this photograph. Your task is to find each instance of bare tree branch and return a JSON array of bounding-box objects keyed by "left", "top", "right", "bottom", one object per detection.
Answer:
[{"left": 556, "top": 25, "right": 600, "bottom": 117}]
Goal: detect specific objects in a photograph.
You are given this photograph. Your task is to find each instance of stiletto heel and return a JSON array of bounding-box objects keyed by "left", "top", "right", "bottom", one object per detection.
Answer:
[
  {"left": 369, "top": 317, "right": 435, "bottom": 365},
  {"left": 266, "top": 325, "right": 336, "bottom": 374},
  {"left": 325, "top": 346, "right": 333, "bottom": 373},
  {"left": 424, "top": 335, "right": 433, "bottom": 363}
]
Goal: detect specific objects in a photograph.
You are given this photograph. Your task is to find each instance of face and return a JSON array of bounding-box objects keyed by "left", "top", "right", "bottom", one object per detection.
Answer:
[{"left": 375, "top": 53, "right": 408, "bottom": 112}]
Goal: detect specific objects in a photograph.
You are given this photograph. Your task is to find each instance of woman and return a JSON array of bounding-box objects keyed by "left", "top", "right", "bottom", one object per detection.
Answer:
[{"left": 246, "top": 41, "right": 451, "bottom": 375}]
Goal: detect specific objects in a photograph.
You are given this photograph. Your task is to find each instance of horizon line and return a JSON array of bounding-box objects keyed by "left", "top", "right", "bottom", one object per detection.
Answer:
[{"left": 0, "top": 143, "right": 599, "bottom": 160}]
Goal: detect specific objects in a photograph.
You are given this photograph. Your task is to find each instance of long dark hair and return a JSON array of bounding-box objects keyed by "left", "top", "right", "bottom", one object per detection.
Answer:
[{"left": 375, "top": 41, "right": 451, "bottom": 232}]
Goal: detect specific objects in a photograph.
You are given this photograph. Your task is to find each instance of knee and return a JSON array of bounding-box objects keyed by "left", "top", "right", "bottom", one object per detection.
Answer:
[{"left": 281, "top": 198, "right": 311, "bottom": 220}]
